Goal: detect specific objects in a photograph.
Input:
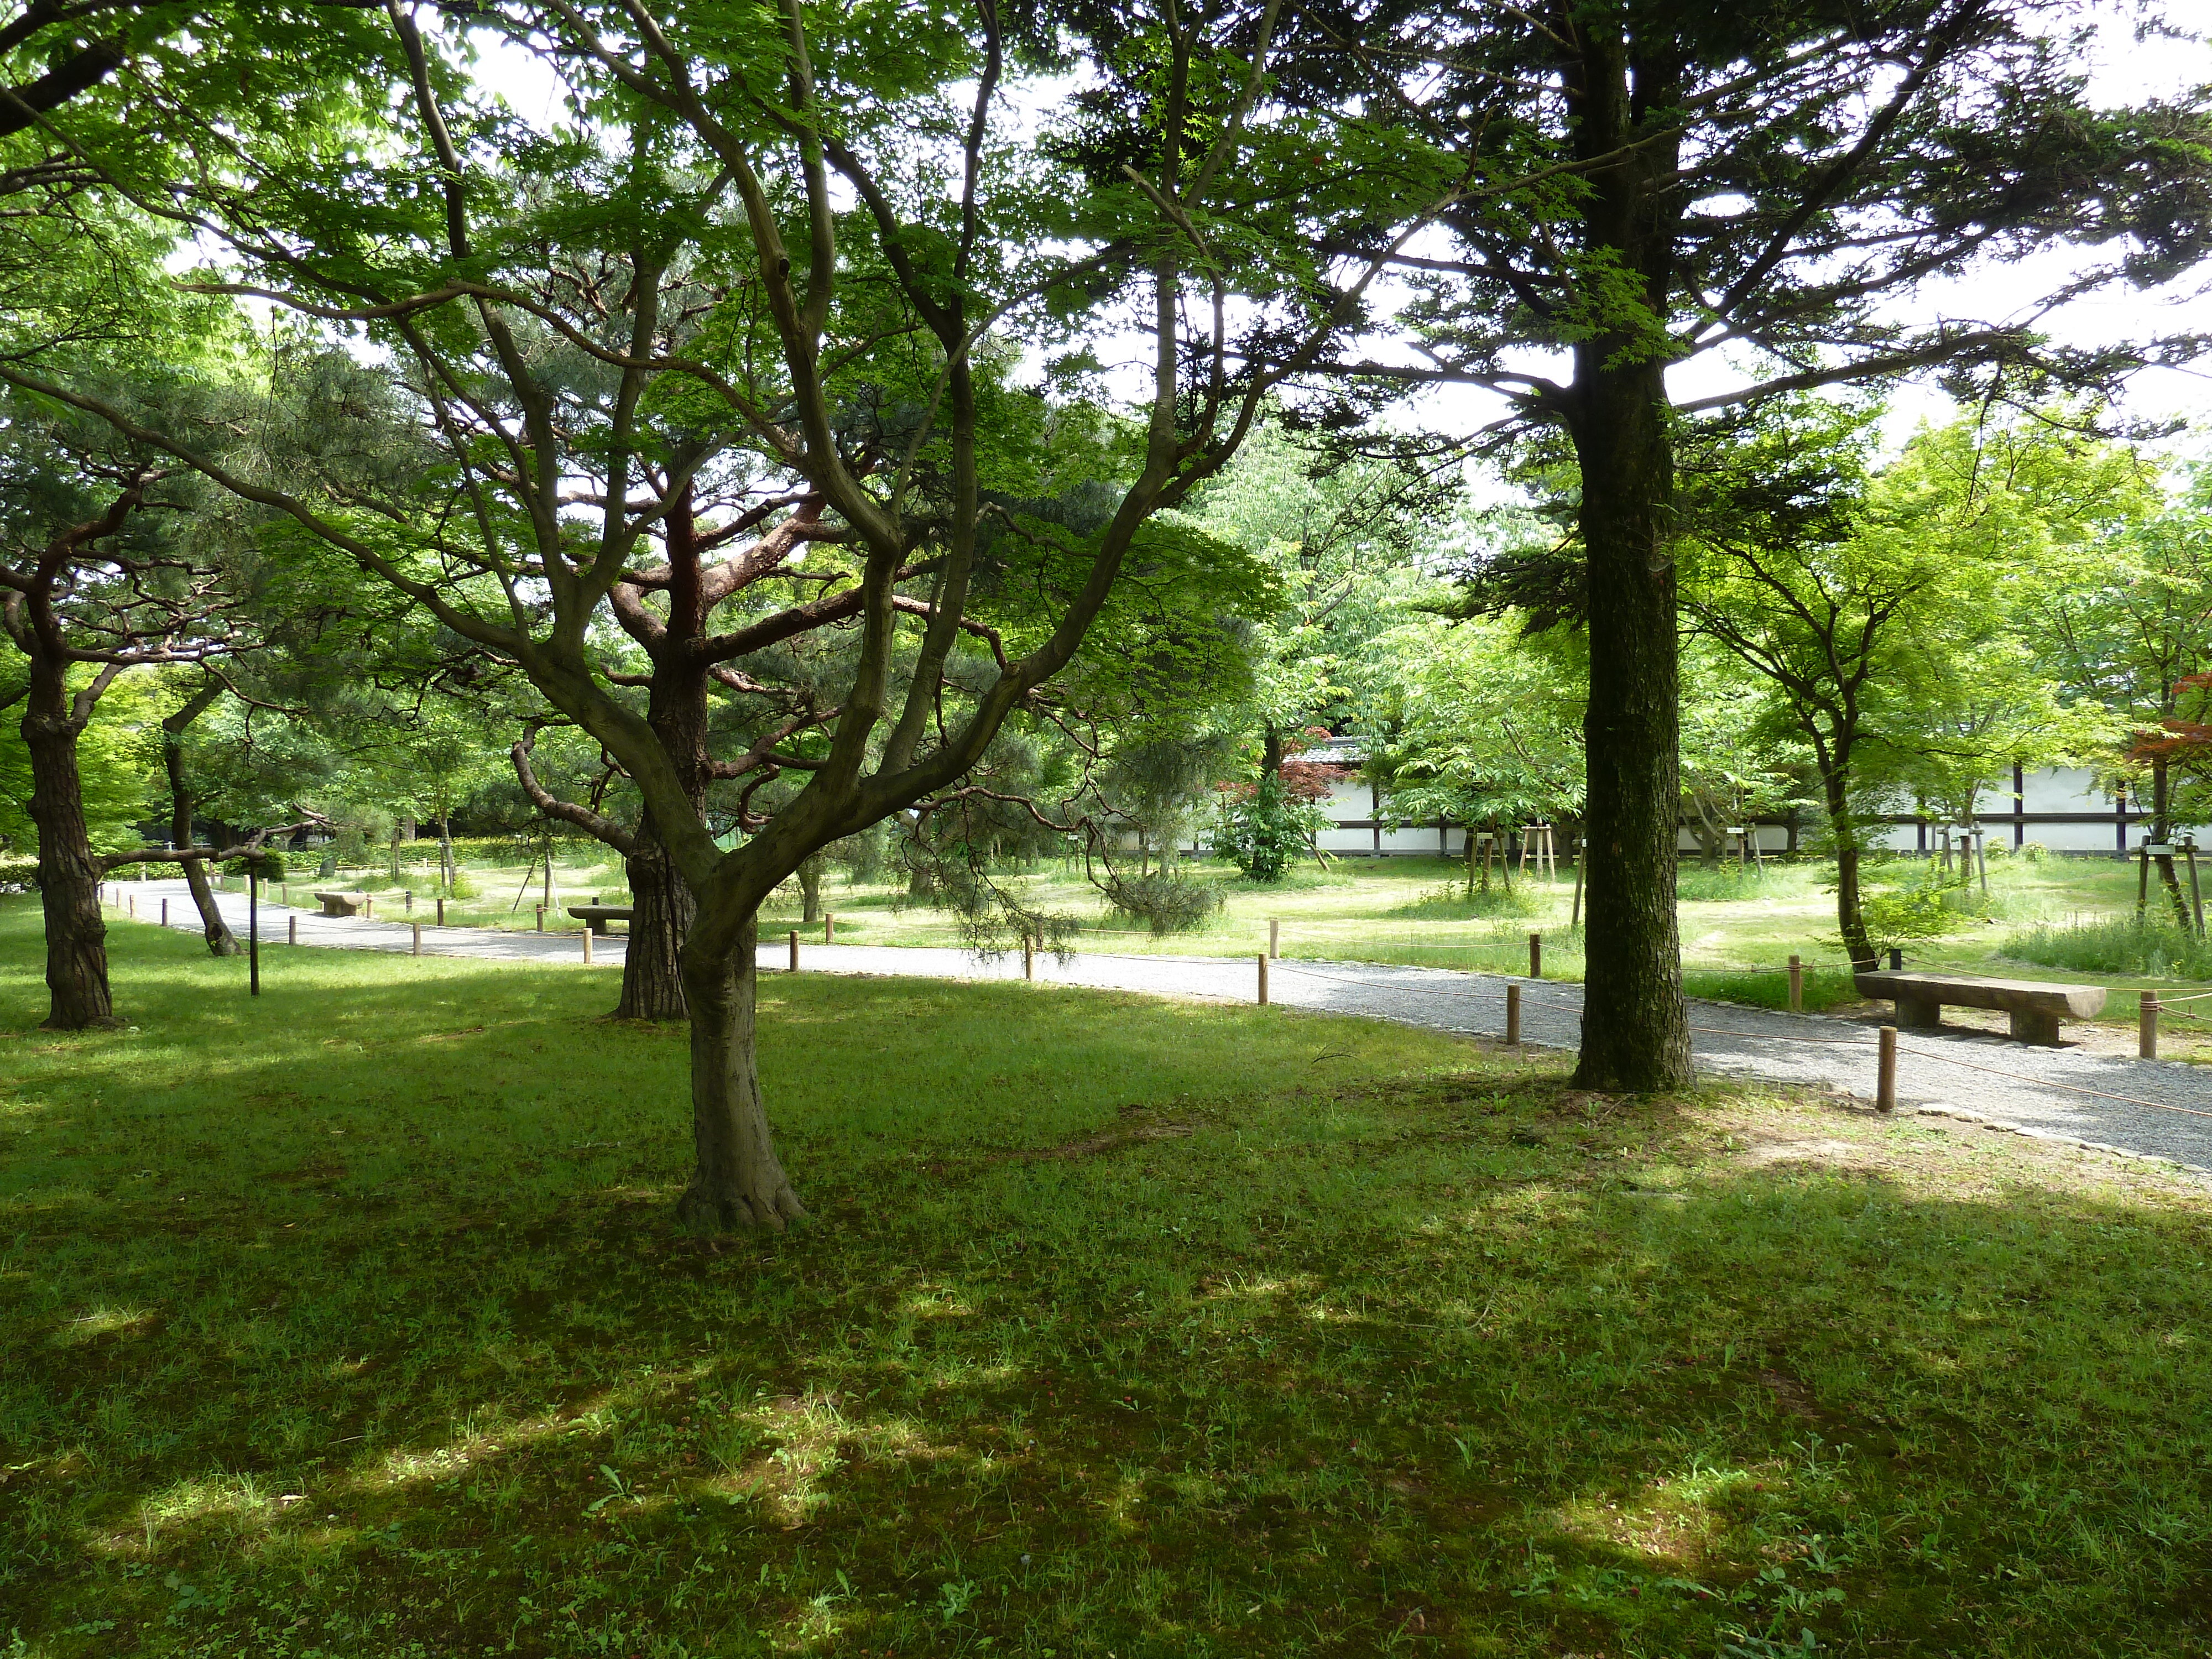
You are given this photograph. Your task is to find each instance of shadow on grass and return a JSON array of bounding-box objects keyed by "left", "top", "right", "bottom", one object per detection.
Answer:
[{"left": 6, "top": 903, "right": 2212, "bottom": 1656}]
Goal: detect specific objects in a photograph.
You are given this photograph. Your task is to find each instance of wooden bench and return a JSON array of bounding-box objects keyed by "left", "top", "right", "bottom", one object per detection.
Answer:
[
  {"left": 568, "top": 904, "right": 634, "bottom": 936},
  {"left": 314, "top": 891, "right": 373, "bottom": 919},
  {"left": 1853, "top": 971, "right": 2106, "bottom": 1046}
]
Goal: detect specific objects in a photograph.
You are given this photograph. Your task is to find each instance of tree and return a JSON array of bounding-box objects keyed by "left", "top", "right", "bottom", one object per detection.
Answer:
[
  {"left": 23, "top": 1, "right": 1459, "bottom": 1226},
  {"left": 1282, "top": 0, "right": 2212, "bottom": 1088}
]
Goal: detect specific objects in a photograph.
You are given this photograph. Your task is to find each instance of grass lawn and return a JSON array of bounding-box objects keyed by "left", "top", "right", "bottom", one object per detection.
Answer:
[{"left": 11, "top": 902, "right": 2212, "bottom": 1655}]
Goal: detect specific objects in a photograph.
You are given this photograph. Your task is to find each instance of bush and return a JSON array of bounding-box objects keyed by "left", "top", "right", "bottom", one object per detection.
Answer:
[
  {"left": 1860, "top": 878, "right": 1970, "bottom": 953},
  {"left": 1392, "top": 881, "right": 1541, "bottom": 920},
  {"left": 0, "top": 855, "right": 35, "bottom": 891},
  {"left": 1214, "top": 778, "right": 1328, "bottom": 883},
  {"left": 1101, "top": 870, "right": 1224, "bottom": 935}
]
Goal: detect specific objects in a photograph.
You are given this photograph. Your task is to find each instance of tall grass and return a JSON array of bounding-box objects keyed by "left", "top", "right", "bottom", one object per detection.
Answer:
[{"left": 2006, "top": 914, "right": 2212, "bottom": 979}]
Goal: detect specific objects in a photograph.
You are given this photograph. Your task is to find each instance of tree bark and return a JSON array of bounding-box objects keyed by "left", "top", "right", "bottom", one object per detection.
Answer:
[
  {"left": 1820, "top": 752, "right": 1877, "bottom": 970},
  {"left": 615, "top": 813, "right": 693, "bottom": 1021},
  {"left": 2152, "top": 757, "right": 2192, "bottom": 930},
  {"left": 23, "top": 659, "right": 116, "bottom": 1028},
  {"left": 1572, "top": 373, "right": 1691, "bottom": 1089},
  {"left": 162, "top": 682, "right": 238, "bottom": 956},
  {"left": 674, "top": 912, "right": 807, "bottom": 1232},
  {"left": 797, "top": 853, "right": 825, "bottom": 926}
]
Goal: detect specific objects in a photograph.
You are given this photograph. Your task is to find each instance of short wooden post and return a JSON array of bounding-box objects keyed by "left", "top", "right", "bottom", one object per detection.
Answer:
[
  {"left": 1024, "top": 938, "right": 1035, "bottom": 980},
  {"left": 127, "top": 895, "right": 135, "bottom": 919},
  {"left": 535, "top": 904, "right": 545, "bottom": 932},
  {"left": 1268, "top": 917, "right": 1280, "bottom": 959},
  {"left": 288, "top": 914, "right": 297, "bottom": 946},
  {"left": 2141, "top": 990, "right": 2158, "bottom": 1060},
  {"left": 161, "top": 897, "right": 169, "bottom": 927},
  {"left": 437, "top": 896, "right": 446, "bottom": 926},
  {"left": 1788, "top": 954, "right": 1803, "bottom": 1014},
  {"left": 404, "top": 890, "right": 414, "bottom": 914},
  {"left": 1527, "top": 931, "right": 1542, "bottom": 979},
  {"left": 825, "top": 912, "right": 834, "bottom": 945},
  {"left": 411, "top": 922, "right": 422, "bottom": 956},
  {"left": 789, "top": 929, "right": 800, "bottom": 973},
  {"left": 1876, "top": 1025, "right": 1897, "bottom": 1113},
  {"left": 1257, "top": 952, "right": 1269, "bottom": 1005},
  {"left": 1505, "top": 982, "right": 1521, "bottom": 1046},
  {"left": 582, "top": 929, "right": 593, "bottom": 965}
]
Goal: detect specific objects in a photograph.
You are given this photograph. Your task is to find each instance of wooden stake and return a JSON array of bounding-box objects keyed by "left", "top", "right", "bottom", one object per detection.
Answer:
[
  {"left": 127, "top": 895, "right": 135, "bottom": 919},
  {"left": 789, "top": 929, "right": 800, "bottom": 973},
  {"left": 2141, "top": 990, "right": 2158, "bottom": 1060},
  {"left": 1527, "top": 931, "right": 1542, "bottom": 979},
  {"left": 1269, "top": 917, "right": 1280, "bottom": 959},
  {"left": 437, "top": 896, "right": 446, "bottom": 926},
  {"left": 411, "top": 922, "right": 422, "bottom": 956},
  {"left": 1505, "top": 983, "right": 1520, "bottom": 1046},
  {"left": 288, "top": 914, "right": 297, "bottom": 946},
  {"left": 1876, "top": 1025, "right": 1897, "bottom": 1113},
  {"left": 161, "top": 898, "right": 168, "bottom": 927},
  {"left": 582, "top": 929, "right": 593, "bottom": 966},
  {"left": 1788, "top": 954, "right": 1802, "bottom": 1014},
  {"left": 404, "top": 890, "right": 413, "bottom": 914},
  {"left": 535, "top": 904, "right": 545, "bottom": 932},
  {"left": 1257, "top": 952, "right": 1269, "bottom": 1005},
  {"left": 825, "top": 912, "right": 835, "bottom": 945}
]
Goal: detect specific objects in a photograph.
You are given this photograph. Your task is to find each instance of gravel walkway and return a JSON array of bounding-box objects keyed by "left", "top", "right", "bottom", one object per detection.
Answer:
[{"left": 117, "top": 878, "right": 2212, "bottom": 1173}]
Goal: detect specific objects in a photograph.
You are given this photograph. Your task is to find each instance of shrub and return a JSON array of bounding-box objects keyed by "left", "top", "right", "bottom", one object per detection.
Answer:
[
  {"left": 0, "top": 855, "right": 35, "bottom": 891},
  {"left": 1214, "top": 778, "right": 1328, "bottom": 883},
  {"left": 1102, "top": 870, "right": 1224, "bottom": 934},
  {"left": 1392, "top": 882, "right": 1540, "bottom": 920}
]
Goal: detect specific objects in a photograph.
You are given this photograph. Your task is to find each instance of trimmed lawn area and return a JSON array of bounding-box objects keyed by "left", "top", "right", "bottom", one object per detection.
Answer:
[{"left": 6, "top": 900, "right": 2212, "bottom": 1655}]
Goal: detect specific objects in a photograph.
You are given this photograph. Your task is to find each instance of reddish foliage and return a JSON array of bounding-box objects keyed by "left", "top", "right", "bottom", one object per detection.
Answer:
[{"left": 2127, "top": 677, "right": 2212, "bottom": 772}]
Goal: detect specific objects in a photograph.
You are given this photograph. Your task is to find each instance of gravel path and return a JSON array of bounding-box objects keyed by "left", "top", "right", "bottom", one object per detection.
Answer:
[{"left": 117, "top": 878, "right": 2212, "bottom": 1173}]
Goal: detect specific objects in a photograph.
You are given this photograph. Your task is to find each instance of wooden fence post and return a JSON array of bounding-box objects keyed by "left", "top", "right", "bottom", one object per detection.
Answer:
[
  {"left": 161, "top": 898, "right": 168, "bottom": 927},
  {"left": 1876, "top": 1025, "right": 1897, "bottom": 1112},
  {"left": 535, "top": 904, "right": 545, "bottom": 932},
  {"left": 288, "top": 914, "right": 297, "bottom": 946},
  {"left": 1269, "top": 917, "right": 1280, "bottom": 959},
  {"left": 825, "top": 912, "right": 834, "bottom": 945},
  {"left": 437, "top": 896, "right": 446, "bottom": 926},
  {"left": 127, "top": 895, "right": 135, "bottom": 919},
  {"left": 1505, "top": 983, "right": 1520, "bottom": 1047},
  {"left": 789, "top": 930, "right": 800, "bottom": 973},
  {"left": 405, "top": 890, "right": 414, "bottom": 914},
  {"left": 1788, "top": 954, "right": 1802, "bottom": 1014},
  {"left": 1257, "top": 953, "right": 1269, "bottom": 1006},
  {"left": 1527, "top": 931, "right": 1542, "bottom": 979},
  {"left": 582, "top": 929, "right": 593, "bottom": 966},
  {"left": 411, "top": 922, "right": 422, "bottom": 957},
  {"left": 2141, "top": 990, "right": 2158, "bottom": 1060}
]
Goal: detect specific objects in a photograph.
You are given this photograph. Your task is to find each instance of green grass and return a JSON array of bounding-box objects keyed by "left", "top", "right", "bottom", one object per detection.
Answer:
[{"left": 12, "top": 904, "right": 2212, "bottom": 1655}]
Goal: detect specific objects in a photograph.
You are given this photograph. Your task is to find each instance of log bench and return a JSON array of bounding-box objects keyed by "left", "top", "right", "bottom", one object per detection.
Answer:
[
  {"left": 314, "top": 891, "right": 373, "bottom": 919},
  {"left": 567, "top": 904, "right": 634, "bottom": 936},
  {"left": 1853, "top": 971, "right": 2106, "bottom": 1046}
]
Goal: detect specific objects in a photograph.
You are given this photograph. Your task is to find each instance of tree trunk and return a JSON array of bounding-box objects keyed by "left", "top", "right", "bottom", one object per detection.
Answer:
[
  {"left": 23, "top": 670, "right": 116, "bottom": 1029},
  {"left": 161, "top": 685, "right": 238, "bottom": 956},
  {"left": 674, "top": 912, "right": 807, "bottom": 1232},
  {"left": 1570, "top": 356, "right": 1692, "bottom": 1092},
  {"left": 616, "top": 814, "right": 692, "bottom": 1021},
  {"left": 2152, "top": 758, "right": 2192, "bottom": 930},
  {"left": 1822, "top": 761, "right": 1877, "bottom": 971},
  {"left": 797, "top": 854, "right": 825, "bottom": 926},
  {"left": 440, "top": 814, "right": 455, "bottom": 890}
]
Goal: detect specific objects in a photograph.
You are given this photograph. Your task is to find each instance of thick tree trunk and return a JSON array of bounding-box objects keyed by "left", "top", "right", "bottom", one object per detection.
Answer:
[
  {"left": 440, "top": 815, "right": 455, "bottom": 890},
  {"left": 674, "top": 912, "right": 807, "bottom": 1232},
  {"left": 161, "top": 687, "right": 238, "bottom": 956},
  {"left": 1571, "top": 357, "right": 1691, "bottom": 1092},
  {"left": 616, "top": 814, "right": 692, "bottom": 1021},
  {"left": 23, "top": 676, "right": 116, "bottom": 1029}
]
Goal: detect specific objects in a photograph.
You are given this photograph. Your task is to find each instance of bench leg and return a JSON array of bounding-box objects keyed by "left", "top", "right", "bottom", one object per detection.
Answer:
[
  {"left": 2010, "top": 1009, "right": 2062, "bottom": 1046},
  {"left": 1896, "top": 993, "right": 1943, "bottom": 1031},
  {"left": 589, "top": 920, "right": 609, "bottom": 937}
]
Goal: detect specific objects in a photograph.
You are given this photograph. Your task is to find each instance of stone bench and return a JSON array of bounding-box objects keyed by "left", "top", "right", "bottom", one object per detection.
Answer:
[
  {"left": 313, "top": 891, "right": 373, "bottom": 918},
  {"left": 1853, "top": 971, "right": 2106, "bottom": 1046},
  {"left": 567, "top": 905, "right": 634, "bottom": 936}
]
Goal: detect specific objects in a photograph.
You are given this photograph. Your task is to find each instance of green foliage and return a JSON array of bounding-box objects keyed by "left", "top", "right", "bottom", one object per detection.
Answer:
[
  {"left": 1213, "top": 777, "right": 1328, "bottom": 883},
  {"left": 1099, "top": 869, "right": 1225, "bottom": 935}
]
